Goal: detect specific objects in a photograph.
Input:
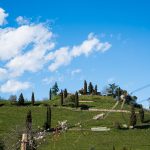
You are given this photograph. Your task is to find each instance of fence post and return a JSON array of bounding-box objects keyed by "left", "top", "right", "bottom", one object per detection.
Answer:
[{"left": 21, "top": 133, "right": 27, "bottom": 150}]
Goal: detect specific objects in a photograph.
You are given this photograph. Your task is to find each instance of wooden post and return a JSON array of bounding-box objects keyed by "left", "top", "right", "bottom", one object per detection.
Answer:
[{"left": 21, "top": 133, "right": 27, "bottom": 150}]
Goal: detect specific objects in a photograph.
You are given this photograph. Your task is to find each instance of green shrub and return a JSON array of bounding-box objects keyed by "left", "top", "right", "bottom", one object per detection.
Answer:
[{"left": 64, "top": 94, "right": 75, "bottom": 107}]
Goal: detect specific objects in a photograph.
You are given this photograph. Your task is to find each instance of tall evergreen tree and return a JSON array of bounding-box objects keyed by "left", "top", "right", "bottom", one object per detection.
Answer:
[
  {"left": 64, "top": 88, "right": 68, "bottom": 98},
  {"left": 139, "top": 107, "right": 144, "bottom": 123},
  {"left": 26, "top": 110, "right": 32, "bottom": 133},
  {"left": 94, "top": 85, "right": 98, "bottom": 95},
  {"left": 51, "top": 82, "right": 59, "bottom": 96},
  {"left": 60, "top": 90, "right": 63, "bottom": 106},
  {"left": 130, "top": 105, "right": 137, "bottom": 127},
  {"left": 88, "top": 82, "right": 93, "bottom": 94},
  {"left": 43, "top": 106, "right": 51, "bottom": 130},
  {"left": 18, "top": 93, "right": 24, "bottom": 105},
  {"left": 84, "top": 80, "right": 87, "bottom": 95},
  {"left": 49, "top": 88, "right": 52, "bottom": 100},
  {"left": 75, "top": 91, "right": 79, "bottom": 108},
  {"left": 31, "top": 92, "right": 35, "bottom": 105}
]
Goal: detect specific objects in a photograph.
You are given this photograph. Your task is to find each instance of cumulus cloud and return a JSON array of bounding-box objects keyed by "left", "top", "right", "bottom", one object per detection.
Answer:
[
  {"left": 47, "top": 33, "right": 112, "bottom": 72},
  {"left": 0, "top": 8, "right": 8, "bottom": 26},
  {"left": 0, "top": 80, "right": 31, "bottom": 93},
  {"left": 0, "top": 22, "right": 54, "bottom": 77},
  {"left": 0, "top": 7, "right": 112, "bottom": 94}
]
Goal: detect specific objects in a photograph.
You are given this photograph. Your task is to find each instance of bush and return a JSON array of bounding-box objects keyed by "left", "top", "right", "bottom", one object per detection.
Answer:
[
  {"left": 80, "top": 104, "right": 89, "bottom": 110},
  {"left": 64, "top": 94, "right": 75, "bottom": 107}
]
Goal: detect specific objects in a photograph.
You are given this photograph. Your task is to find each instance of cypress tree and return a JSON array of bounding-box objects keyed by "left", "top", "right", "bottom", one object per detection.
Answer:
[
  {"left": 94, "top": 85, "right": 98, "bottom": 95},
  {"left": 139, "top": 107, "right": 144, "bottom": 123},
  {"left": 88, "top": 82, "right": 93, "bottom": 94},
  {"left": 49, "top": 88, "right": 52, "bottom": 100},
  {"left": 75, "top": 91, "right": 79, "bottom": 108},
  {"left": 44, "top": 106, "right": 51, "bottom": 130},
  {"left": 60, "top": 90, "right": 63, "bottom": 106},
  {"left": 31, "top": 92, "right": 35, "bottom": 105},
  {"left": 84, "top": 80, "right": 87, "bottom": 95},
  {"left": 26, "top": 110, "right": 32, "bottom": 133},
  {"left": 64, "top": 88, "right": 68, "bottom": 98},
  {"left": 130, "top": 105, "right": 137, "bottom": 127},
  {"left": 18, "top": 93, "right": 24, "bottom": 105}
]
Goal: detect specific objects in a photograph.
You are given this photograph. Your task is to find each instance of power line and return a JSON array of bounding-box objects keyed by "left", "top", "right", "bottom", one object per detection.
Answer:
[{"left": 130, "top": 84, "right": 150, "bottom": 95}]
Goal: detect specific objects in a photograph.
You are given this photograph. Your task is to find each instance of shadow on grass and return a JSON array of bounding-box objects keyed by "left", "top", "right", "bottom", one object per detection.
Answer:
[
  {"left": 135, "top": 124, "right": 150, "bottom": 129},
  {"left": 143, "top": 119, "right": 150, "bottom": 123}
]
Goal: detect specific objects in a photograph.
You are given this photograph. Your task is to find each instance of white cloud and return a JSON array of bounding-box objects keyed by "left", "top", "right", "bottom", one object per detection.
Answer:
[
  {"left": 47, "top": 33, "right": 111, "bottom": 72},
  {"left": 71, "top": 69, "right": 81, "bottom": 76},
  {"left": 47, "top": 47, "right": 71, "bottom": 72},
  {"left": 0, "top": 8, "right": 8, "bottom": 26},
  {"left": 0, "top": 24, "right": 53, "bottom": 61},
  {"left": 0, "top": 68, "right": 8, "bottom": 80},
  {"left": 42, "top": 75, "right": 64, "bottom": 85},
  {"left": 0, "top": 80, "right": 31, "bottom": 93},
  {"left": 0, "top": 7, "right": 112, "bottom": 94},
  {"left": 16, "top": 16, "right": 30, "bottom": 25},
  {"left": 0, "top": 23, "right": 54, "bottom": 77}
]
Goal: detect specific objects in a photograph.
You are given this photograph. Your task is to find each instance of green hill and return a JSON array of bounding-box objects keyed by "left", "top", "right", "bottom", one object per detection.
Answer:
[{"left": 0, "top": 95, "right": 150, "bottom": 150}]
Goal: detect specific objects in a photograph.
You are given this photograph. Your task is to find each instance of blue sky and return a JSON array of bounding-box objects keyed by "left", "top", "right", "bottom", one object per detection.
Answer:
[{"left": 0, "top": 0, "right": 150, "bottom": 108}]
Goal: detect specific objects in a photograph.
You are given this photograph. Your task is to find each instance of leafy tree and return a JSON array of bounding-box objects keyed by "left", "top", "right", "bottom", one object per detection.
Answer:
[
  {"left": 26, "top": 110, "right": 32, "bottom": 133},
  {"left": 60, "top": 90, "right": 63, "bottom": 106},
  {"left": 107, "top": 83, "right": 118, "bottom": 97},
  {"left": 79, "top": 88, "right": 84, "bottom": 95},
  {"left": 75, "top": 91, "right": 79, "bottom": 108},
  {"left": 43, "top": 106, "right": 51, "bottom": 130},
  {"left": 130, "top": 105, "right": 137, "bottom": 127},
  {"left": 51, "top": 82, "right": 59, "bottom": 96},
  {"left": 18, "top": 93, "right": 24, "bottom": 105},
  {"left": 49, "top": 88, "right": 52, "bottom": 100},
  {"left": 139, "top": 107, "right": 144, "bottom": 123},
  {"left": 31, "top": 92, "right": 35, "bottom": 105},
  {"left": 88, "top": 82, "right": 93, "bottom": 94},
  {"left": 64, "top": 88, "right": 68, "bottom": 98},
  {"left": 9, "top": 95, "right": 17, "bottom": 104},
  {"left": 84, "top": 80, "right": 87, "bottom": 95}
]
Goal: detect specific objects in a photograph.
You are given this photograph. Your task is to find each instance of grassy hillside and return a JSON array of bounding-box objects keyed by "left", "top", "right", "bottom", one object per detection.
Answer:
[{"left": 0, "top": 95, "right": 150, "bottom": 150}]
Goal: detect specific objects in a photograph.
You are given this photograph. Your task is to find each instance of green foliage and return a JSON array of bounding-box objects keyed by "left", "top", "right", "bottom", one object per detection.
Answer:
[
  {"left": 44, "top": 106, "right": 51, "bottom": 130},
  {"left": 139, "top": 107, "right": 144, "bottom": 123},
  {"left": 51, "top": 82, "right": 59, "bottom": 96},
  {"left": 75, "top": 91, "right": 79, "bottom": 108},
  {"left": 94, "top": 85, "right": 98, "bottom": 95},
  {"left": 26, "top": 110, "right": 32, "bottom": 132},
  {"left": 64, "top": 88, "right": 68, "bottom": 98},
  {"left": 130, "top": 105, "right": 137, "bottom": 127},
  {"left": 18, "top": 93, "right": 24, "bottom": 105},
  {"left": 107, "top": 83, "right": 118, "bottom": 97},
  {"left": 49, "top": 88, "right": 52, "bottom": 100},
  {"left": 60, "top": 90, "right": 63, "bottom": 106},
  {"left": 64, "top": 94, "right": 76, "bottom": 107},
  {"left": 31, "top": 92, "right": 35, "bottom": 105},
  {"left": 8, "top": 95, "right": 17, "bottom": 105},
  {"left": 84, "top": 80, "right": 87, "bottom": 95},
  {"left": 88, "top": 82, "right": 93, "bottom": 94}
]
